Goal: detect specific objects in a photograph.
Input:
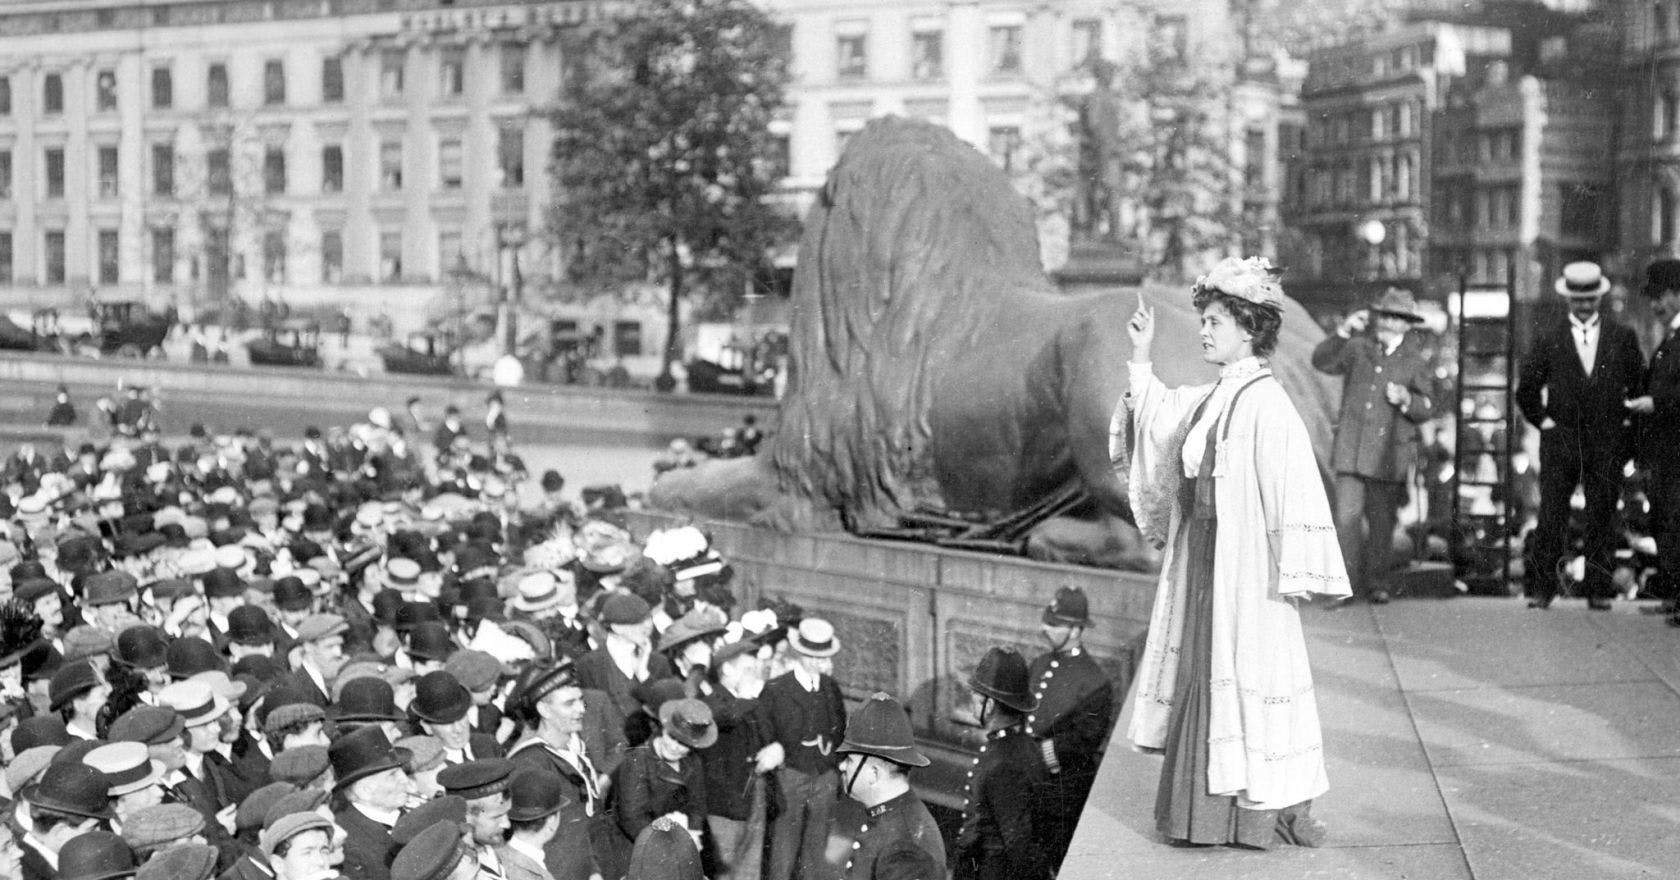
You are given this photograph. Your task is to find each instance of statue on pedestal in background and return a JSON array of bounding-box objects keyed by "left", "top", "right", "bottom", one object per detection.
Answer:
[{"left": 1073, "top": 58, "right": 1126, "bottom": 243}]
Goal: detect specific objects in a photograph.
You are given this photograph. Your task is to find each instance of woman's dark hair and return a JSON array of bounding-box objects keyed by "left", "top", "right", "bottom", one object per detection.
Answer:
[{"left": 1190, "top": 289, "right": 1283, "bottom": 357}]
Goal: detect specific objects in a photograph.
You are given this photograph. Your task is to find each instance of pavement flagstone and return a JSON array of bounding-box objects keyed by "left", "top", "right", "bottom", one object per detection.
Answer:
[{"left": 1061, "top": 597, "right": 1680, "bottom": 879}]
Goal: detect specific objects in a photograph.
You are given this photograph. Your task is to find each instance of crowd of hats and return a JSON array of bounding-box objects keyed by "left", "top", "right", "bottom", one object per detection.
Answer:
[{"left": 0, "top": 402, "right": 851, "bottom": 880}]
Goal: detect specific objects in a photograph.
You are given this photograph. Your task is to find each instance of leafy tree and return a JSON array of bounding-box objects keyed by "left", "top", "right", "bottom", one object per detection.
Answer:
[{"left": 545, "top": 0, "right": 795, "bottom": 390}]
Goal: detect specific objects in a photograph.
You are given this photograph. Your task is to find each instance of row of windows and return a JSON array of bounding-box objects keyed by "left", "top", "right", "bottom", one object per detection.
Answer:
[
  {"left": 0, "top": 130, "right": 527, "bottom": 201},
  {"left": 1309, "top": 100, "right": 1424, "bottom": 149},
  {"left": 1437, "top": 127, "right": 1522, "bottom": 165},
  {"left": 0, "top": 225, "right": 503, "bottom": 288},
  {"left": 0, "top": 45, "right": 527, "bottom": 117},
  {"left": 1304, "top": 152, "right": 1418, "bottom": 208},
  {"left": 825, "top": 15, "right": 1183, "bottom": 83}
]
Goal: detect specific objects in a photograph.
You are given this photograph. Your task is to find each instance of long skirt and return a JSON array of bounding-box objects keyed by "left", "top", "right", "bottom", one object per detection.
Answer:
[{"left": 1153, "top": 464, "right": 1281, "bottom": 847}]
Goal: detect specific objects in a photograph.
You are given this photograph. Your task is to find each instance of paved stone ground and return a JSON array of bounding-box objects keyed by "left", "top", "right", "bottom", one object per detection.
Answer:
[{"left": 1063, "top": 596, "right": 1680, "bottom": 879}]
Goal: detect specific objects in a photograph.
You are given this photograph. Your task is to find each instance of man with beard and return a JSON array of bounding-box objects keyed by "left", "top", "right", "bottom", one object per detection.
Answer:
[
  {"left": 288, "top": 614, "right": 348, "bottom": 707},
  {"left": 1025, "top": 588, "right": 1114, "bottom": 870}
]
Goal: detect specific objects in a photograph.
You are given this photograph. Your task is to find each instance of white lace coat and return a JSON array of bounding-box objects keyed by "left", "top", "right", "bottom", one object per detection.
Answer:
[{"left": 1115, "top": 363, "right": 1351, "bottom": 810}]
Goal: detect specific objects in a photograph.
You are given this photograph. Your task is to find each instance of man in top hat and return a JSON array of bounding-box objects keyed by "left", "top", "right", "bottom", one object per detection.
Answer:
[
  {"left": 1026, "top": 587, "right": 1114, "bottom": 869},
  {"left": 612, "top": 697, "right": 713, "bottom": 853},
  {"left": 439, "top": 758, "right": 516, "bottom": 880},
  {"left": 329, "top": 725, "right": 416, "bottom": 880},
  {"left": 1631, "top": 258, "right": 1680, "bottom": 623},
  {"left": 506, "top": 661, "right": 620, "bottom": 880},
  {"left": 20, "top": 762, "right": 114, "bottom": 880},
  {"left": 953, "top": 648, "right": 1050, "bottom": 880},
  {"left": 833, "top": 693, "right": 946, "bottom": 880},
  {"left": 1516, "top": 261, "right": 1647, "bottom": 609},
  {"left": 412, "top": 671, "right": 504, "bottom": 764},
  {"left": 1313, "top": 286, "right": 1437, "bottom": 604},
  {"left": 760, "top": 617, "right": 847, "bottom": 880}
]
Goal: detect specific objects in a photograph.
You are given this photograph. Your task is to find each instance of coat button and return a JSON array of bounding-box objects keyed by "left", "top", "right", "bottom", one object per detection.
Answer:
[
  {"left": 853, "top": 841, "right": 861, "bottom": 849},
  {"left": 1375, "top": 366, "right": 1383, "bottom": 373},
  {"left": 1027, "top": 714, "right": 1036, "bottom": 723}
]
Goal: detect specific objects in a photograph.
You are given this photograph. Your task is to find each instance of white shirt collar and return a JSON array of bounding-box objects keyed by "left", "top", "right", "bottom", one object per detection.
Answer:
[
  {"left": 605, "top": 636, "right": 642, "bottom": 681},
  {"left": 1670, "top": 311, "right": 1680, "bottom": 333},
  {"left": 353, "top": 803, "right": 402, "bottom": 827},
  {"left": 1569, "top": 312, "right": 1600, "bottom": 331},
  {"left": 1218, "top": 356, "right": 1265, "bottom": 380},
  {"left": 182, "top": 750, "right": 205, "bottom": 779},
  {"left": 1383, "top": 334, "right": 1404, "bottom": 356},
  {"left": 792, "top": 666, "right": 821, "bottom": 692},
  {"left": 23, "top": 833, "right": 57, "bottom": 870},
  {"left": 507, "top": 837, "right": 547, "bottom": 867}
]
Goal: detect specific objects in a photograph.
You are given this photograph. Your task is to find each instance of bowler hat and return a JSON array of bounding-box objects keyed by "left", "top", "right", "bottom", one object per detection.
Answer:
[
  {"left": 787, "top": 618, "right": 839, "bottom": 658},
  {"left": 14, "top": 576, "right": 58, "bottom": 604},
  {"left": 49, "top": 659, "right": 103, "bottom": 712},
  {"left": 968, "top": 647, "right": 1038, "bottom": 713},
  {"left": 333, "top": 676, "right": 405, "bottom": 723},
  {"left": 115, "top": 625, "right": 169, "bottom": 670},
  {"left": 201, "top": 567, "right": 245, "bottom": 598},
  {"left": 24, "top": 760, "right": 115, "bottom": 820},
  {"left": 226, "top": 605, "right": 276, "bottom": 646},
  {"left": 1645, "top": 258, "right": 1680, "bottom": 298},
  {"left": 1042, "top": 586, "right": 1093, "bottom": 627},
  {"left": 166, "top": 637, "right": 227, "bottom": 680},
  {"left": 390, "top": 820, "right": 471, "bottom": 880},
  {"left": 835, "top": 692, "right": 928, "bottom": 768},
  {"left": 20, "top": 641, "right": 61, "bottom": 684},
  {"left": 1370, "top": 287, "right": 1426, "bottom": 323},
  {"left": 437, "top": 758, "right": 514, "bottom": 801},
  {"left": 508, "top": 766, "right": 566, "bottom": 822},
  {"left": 57, "top": 830, "right": 136, "bottom": 880},
  {"left": 272, "top": 576, "right": 312, "bottom": 612},
  {"left": 371, "top": 589, "right": 407, "bottom": 626},
  {"left": 394, "top": 600, "right": 441, "bottom": 633},
  {"left": 328, "top": 724, "right": 412, "bottom": 792},
  {"left": 1555, "top": 261, "right": 1611, "bottom": 297},
  {"left": 658, "top": 698, "right": 718, "bottom": 749},
  {"left": 406, "top": 621, "right": 456, "bottom": 662},
  {"left": 410, "top": 670, "right": 472, "bottom": 724}
]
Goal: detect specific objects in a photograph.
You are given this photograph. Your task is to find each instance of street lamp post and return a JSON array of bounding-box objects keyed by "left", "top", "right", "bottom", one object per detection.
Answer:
[
  {"left": 495, "top": 222, "right": 526, "bottom": 357},
  {"left": 1357, "top": 218, "right": 1387, "bottom": 281}
]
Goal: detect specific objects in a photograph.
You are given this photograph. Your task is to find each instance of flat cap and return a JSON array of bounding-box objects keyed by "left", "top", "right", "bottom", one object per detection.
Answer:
[
  {"left": 599, "top": 591, "right": 652, "bottom": 626},
  {"left": 391, "top": 820, "right": 472, "bottom": 880},
  {"left": 238, "top": 781, "right": 299, "bottom": 833},
  {"left": 443, "top": 649, "right": 511, "bottom": 693},
  {"left": 14, "top": 577, "right": 58, "bottom": 603},
  {"left": 5, "top": 744, "right": 60, "bottom": 796},
  {"left": 147, "top": 577, "right": 195, "bottom": 600},
  {"left": 394, "top": 735, "right": 446, "bottom": 774},
  {"left": 107, "top": 705, "right": 185, "bottom": 746},
  {"left": 267, "top": 744, "right": 331, "bottom": 787},
  {"left": 134, "top": 843, "right": 217, "bottom": 880},
  {"left": 294, "top": 613, "right": 348, "bottom": 644},
  {"left": 260, "top": 811, "right": 335, "bottom": 857},
  {"left": 391, "top": 795, "right": 467, "bottom": 847},
  {"left": 264, "top": 789, "right": 330, "bottom": 829},
  {"left": 81, "top": 570, "right": 139, "bottom": 607},
  {"left": 437, "top": 758, "right": 514, "bottom": 801},
  {"left": 263, "top": 701, "right": 326, "bottom": 735},
  {"left": 61, "top": 626, "right": 114, "bottom": 664},
  {"left": 120, "top": 802, "right": 206, "bottom": 849}
]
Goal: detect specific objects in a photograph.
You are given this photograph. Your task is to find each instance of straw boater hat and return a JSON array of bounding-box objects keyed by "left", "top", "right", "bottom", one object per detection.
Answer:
[
  {"left": 1555, "top": 261, "right": 1611, "bottom": 298},
  {"left": 787, "top": 618, "right": 839, "bottom": 658}
]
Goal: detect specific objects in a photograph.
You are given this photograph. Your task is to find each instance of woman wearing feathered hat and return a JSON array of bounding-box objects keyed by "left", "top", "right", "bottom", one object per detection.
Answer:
[{"left": 1120, "top": 256, "right": 1349, "bottom": 848}]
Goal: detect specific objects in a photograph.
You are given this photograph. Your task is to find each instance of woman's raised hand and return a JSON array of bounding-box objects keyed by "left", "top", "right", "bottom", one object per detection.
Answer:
[{"left": 1128, "top": 297, "right": 1155, "bottom": 363}]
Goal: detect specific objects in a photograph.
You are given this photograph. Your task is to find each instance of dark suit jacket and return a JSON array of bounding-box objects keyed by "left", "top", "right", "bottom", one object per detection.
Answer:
[
  {"left": 954, "top": 725, "right": 1051, "bottom": 880},
  {"left": 612, "top": 744, "right": 707, "bottom": 843},
  {"left": 573, "top": 647, "right": 674, "bottom": 724},
  {"left": 21, "top": 839, "right": 53, "bottom": 880},
  {"left": 337, "top": 803, "right": 395, "bottom": 880},
  {"left": 219, "top": 854, "right": 276, "bottom": 880},
  {"left": 760, "top": 671, "right": 846, "bottom": 775},
  {"left": 1312, "top": 332, "right": 1436, "bottom": 482},
  {"left": 700, "top": 685, "right": 768, "bottom": 820},
  {"left": 1641, "top": 328, "right": 1680, "bottom": 470},
  {"left": 1516, "top": 315, "right": 1644, "bottom": 461}
]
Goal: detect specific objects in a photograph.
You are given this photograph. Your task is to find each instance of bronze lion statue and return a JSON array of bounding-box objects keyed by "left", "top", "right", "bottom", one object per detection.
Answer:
[{"left": 651, "top": 117, "right": 1338, "bottom": 568}]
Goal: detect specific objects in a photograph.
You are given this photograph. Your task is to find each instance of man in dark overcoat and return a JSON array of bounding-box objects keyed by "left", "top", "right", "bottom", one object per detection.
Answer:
[
  {"left": 507, "top": 661, "right": 623, "bottom": 880},
  {"left": 1516, "top": 261, "right": 1646, "bottom": 609},
  {"left": 1312, "top": 286, "right": 1436, "bottom": 603},
  {"left": 1629, "top": 259, "right": 1680, "bottom": 623}
]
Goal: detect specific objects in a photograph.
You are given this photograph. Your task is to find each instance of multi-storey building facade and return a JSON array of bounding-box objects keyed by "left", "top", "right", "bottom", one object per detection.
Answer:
[
  {"left": 1619, "top": 0, "right": 1680, "bottom": 268},
  {"left": 0, "top": 0, "right": 1282, "bottom": 326}
]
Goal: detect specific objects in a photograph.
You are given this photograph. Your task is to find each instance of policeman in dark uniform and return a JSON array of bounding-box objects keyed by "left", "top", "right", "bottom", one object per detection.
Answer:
[
  {"left": 833, "top": 693, "right": 946, "bottom": 880},
  {"left": 1027, "top": 587, "right": 1115, "bottom": 869},
  {"left": 954, "top": 648, "right": 1050, "bottom": 880}
]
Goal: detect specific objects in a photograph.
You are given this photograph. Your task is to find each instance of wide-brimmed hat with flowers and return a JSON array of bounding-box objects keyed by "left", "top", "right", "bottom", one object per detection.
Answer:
[{"left": 1192, "top": 256, "right": 1285, "bottom": 311}]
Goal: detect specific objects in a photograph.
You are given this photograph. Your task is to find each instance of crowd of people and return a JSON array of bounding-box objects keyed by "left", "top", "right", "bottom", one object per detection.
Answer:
[{"left": 0, "top": 375, "right": 1120, "bottom": 880}]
